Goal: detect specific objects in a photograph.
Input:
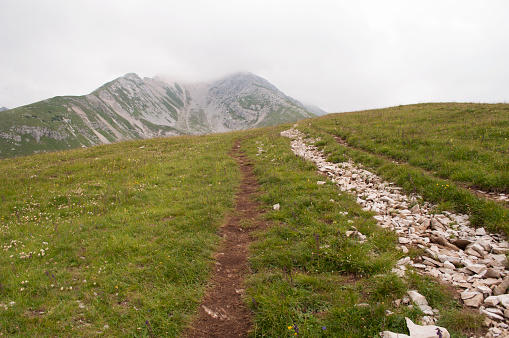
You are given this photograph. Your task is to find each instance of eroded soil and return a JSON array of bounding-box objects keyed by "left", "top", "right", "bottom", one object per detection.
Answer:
[{"left": 184, "top": 139, "right": 263, "bottom": 337}]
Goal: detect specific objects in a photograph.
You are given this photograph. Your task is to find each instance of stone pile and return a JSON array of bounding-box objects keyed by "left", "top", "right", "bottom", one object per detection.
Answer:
[{"left": 281, "top": 128, "right": 509, "bottom": 337}]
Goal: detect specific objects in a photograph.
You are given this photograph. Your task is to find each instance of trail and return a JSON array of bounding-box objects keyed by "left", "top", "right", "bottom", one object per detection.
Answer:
[{"left": 184, "top": 139, "right": 263, "bottom": 337}]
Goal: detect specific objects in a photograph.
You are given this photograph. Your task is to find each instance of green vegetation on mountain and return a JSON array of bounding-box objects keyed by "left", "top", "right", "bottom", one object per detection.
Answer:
[{"left": 0, "top": 72, "right": 315, "bottom": 159}]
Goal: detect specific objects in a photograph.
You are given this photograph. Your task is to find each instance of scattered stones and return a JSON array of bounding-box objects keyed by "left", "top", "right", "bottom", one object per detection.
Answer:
[{"left": 281, "top": 127, "right": 509, "bottom": 335}]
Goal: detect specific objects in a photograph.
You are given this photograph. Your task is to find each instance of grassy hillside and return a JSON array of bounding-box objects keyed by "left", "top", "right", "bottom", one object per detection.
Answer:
[
  {"left": 1, "top": 102, "right": 506, "bottom": 337},
  {"left": 309, "top": 103, "right": 509, "bottom": 193},
  {"left": 302, "top": 103, "right": 509, "bottom": 234},
  {"left": 0, "top": 133, "right": 242, "bottom": 336}
]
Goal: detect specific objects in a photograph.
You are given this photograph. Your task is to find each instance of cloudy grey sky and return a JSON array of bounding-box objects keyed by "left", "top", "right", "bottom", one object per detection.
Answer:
[{"left": 1, "top": 0, "right": 508, "bottom": 113}]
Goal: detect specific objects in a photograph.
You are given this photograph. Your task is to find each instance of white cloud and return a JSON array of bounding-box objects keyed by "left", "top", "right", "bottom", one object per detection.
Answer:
[{"left": 1, "top": 0, "right": 508, "bottom": 112}]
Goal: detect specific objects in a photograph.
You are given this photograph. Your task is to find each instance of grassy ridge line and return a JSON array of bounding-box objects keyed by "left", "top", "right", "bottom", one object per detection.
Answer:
[
  {"left": 0, "top": 133, "right": 243, "bottom": 336},
  {"left": 299, "top": 123, "right": 509, "bottom": 235},
  {"left": 309, "top": 103, "right": 509, "bottom": 193},
  {"left": 241, "top": 126, "right": 482, "bottom": 337}
]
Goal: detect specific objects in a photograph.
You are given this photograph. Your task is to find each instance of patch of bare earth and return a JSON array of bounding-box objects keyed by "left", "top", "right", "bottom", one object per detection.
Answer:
[{"left": 184, "top": 139, "right": 263, "bottom": 337}]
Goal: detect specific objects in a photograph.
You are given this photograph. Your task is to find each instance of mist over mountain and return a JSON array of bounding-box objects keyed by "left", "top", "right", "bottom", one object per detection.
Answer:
[
  {"left": 0, "top": 107, "right": 8, "bottom": 112},
  {"left": 0, "top": 72, "right": 316, "bottom": 158}
]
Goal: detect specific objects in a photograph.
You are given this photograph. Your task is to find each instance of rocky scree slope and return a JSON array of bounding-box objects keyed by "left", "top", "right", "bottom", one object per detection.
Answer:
[{"left": 0, "top": 73, "right": 315, "bottom": 158}]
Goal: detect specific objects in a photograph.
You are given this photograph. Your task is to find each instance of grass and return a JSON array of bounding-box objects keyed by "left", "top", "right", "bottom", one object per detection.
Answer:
[
  {"left": 0, "top": 133, "right": 242, "bottom": 336},
  {"left": 300, "top": 103, "right": 509, "bottom": 234},
  {"left": 1, "top": 102, "right": 503, "bottom": 337},
  {"left": 308, "top": 103, "right": 509, "bottom": 193},
  {"left": 241, "top": 126, "right": 482, "bottom": 337}
]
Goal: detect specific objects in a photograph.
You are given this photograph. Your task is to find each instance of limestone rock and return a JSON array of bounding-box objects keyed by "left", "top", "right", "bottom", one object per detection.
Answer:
[
  {"left": 466, "top": 264, "right": 488, "bottom": 275},
  {"left": 451, "top": 239, "right": 472, "bottom": 250},
  {"left": 482, "top": 308, "right": 505, "bottom": 321},
  {"left": 485, "top": 268, "right": 502, "bottom": 279},
  {"left": 407, "top": 290, "right": 428, "bottom": 307},
  {"left": 485, "top": 296, "right": 500, "bottom": 307},
  {"left": 405, "top": 317, "right": 450, "bottom": 338},
  {"left": 443, "top": 261, "right": 455, "bottom": 270},
  {"left": 282, "top": 127, "right": 509, "bottom": 330},
  {"left": 380, "top": 318, "right": 450, "bottom": 338},
  {"left": 498, "top": 294, "right": 509, "bottom": 308},
  {"left": 461, "top": 291, "right": 484, "bottom": 307},
  {"left": 494, "top": 278, "right": 509, "bottom": 296}
]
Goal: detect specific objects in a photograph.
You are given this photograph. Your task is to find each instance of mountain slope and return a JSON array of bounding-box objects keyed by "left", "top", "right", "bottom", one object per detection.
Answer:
[{"left": 0, "top": 72, "right": 315, "bottom": 158}]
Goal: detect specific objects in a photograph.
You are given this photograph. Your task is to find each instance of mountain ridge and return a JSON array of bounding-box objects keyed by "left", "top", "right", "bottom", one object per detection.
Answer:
[{"left": 0, "top": 72, "right": 317, "bottom": 158}]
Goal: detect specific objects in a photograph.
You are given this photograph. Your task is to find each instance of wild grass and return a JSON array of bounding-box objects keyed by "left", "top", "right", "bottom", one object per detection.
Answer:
[
  {"left": 0, "top": 102, "right": 500, "bottom": 337},
  {"left": 0, "top": 133, "right": 241, "bottom": 336},
  {"left": 242, "top": 127, "right": 478, "bottom": 337},
  {"left": 299, "top": 104, "right": 509, "bottom": 234},
  {"left": 309, "top": 103, "right": 509, "bottom": 193}
]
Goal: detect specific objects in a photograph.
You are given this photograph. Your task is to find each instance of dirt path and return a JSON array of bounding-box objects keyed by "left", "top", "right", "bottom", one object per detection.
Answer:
[{"left": 184, "top": 139, "right": 263, "bottom": 337}]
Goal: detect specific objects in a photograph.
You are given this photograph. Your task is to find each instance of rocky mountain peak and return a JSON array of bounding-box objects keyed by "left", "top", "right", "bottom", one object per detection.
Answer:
[{"left": 0, "top": 72, "right": 316, "bottom": 158}]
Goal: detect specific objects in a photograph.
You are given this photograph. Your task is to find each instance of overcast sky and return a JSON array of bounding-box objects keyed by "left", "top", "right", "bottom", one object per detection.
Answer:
[{"left": 1, "top": 0, "right": 509, "bottom": 113}]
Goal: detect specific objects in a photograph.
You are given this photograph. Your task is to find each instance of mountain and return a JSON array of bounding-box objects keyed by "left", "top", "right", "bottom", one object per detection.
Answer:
[
  {"left": 0, "top": 107, "right": 8, "bottom": 112},
  {"left": 0, "top": 72, "right": 315, "bottom": 158},
  {"left": 302, "top": 103, "right": 328, "bottom": 116}
]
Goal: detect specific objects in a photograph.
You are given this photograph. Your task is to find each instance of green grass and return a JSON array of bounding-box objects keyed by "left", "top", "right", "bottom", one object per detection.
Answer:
[
  {"left": 241, "top": 126, "right": 481, "bottom": 337},
  {"left": 0, "top": 133, "right": 242, "bottom": 336},
  {"left": 308, "top": 103, "right": 509, "bottom": 193},
  {"left": 1, "top": 102, "right": 502, "bottom": 337},
  {"left": 299, "top": 103, "right": 509, "bottom": 234}
]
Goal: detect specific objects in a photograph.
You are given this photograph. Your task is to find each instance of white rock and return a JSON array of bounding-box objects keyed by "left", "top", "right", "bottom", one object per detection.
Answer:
[
  {"left": 273, "top": 203, "right": 280, "bottom": 210},
  {"left": 407, "top": 290, "right": 428, "bottom": 307},
  {"left": 485, "top": 296, "right": 500, "bottom": 306},
  {"left": 461, "top": 291, "right": 484, "bottom": 307},
  {"left": 492, "top": 254, "right": 508, "bottom": 267},
  {"left": 399, "top": 237, "right": 411, "bottom": 245},
  {"left": 482, "top": 308, "right": 505, "bottom": 321},
  {"left": 485, "top": 268, "right": 502, "bottom": 279},
  {"left": 410, "top": 204, "right": 421, "bottom": 214},
  {"left": 476, "top": 227, "right": 487, "bottom": 236},
  {"left": 405, "top": 317, "right": 450, "bottom": 338},
  {"left": 466, "top": 264, "right": 488, "bottom": 275},
  {"left": 443, "top": 261, "right": 455, "bottom": 270},
  {"left": 477, "top": 285, "right": 492, "bottom": 296},
  {"left": 497, "top": 294, "right": 509, "bottom": 308},
  {"left": 464, "top": 247, "right": 483, "bottom": 258},
  {"left": 421, "top": 316, "right": 435, "bottom": 326},
  {"left": 406, "top": 290, "right": 435, "bottom": 314}
]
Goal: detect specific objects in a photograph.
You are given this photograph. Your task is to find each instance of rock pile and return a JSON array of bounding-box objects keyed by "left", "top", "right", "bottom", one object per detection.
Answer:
[{"left": 281, "top": 128, "right": 509, "bottom": 337}]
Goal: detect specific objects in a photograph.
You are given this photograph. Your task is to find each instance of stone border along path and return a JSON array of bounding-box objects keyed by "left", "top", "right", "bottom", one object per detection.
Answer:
[
  {"left": 184, "top": 139, "right": 263, "bottom": 337},
  {"left": 281, "top": 127, "right": 509, "bottom": 338}
]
